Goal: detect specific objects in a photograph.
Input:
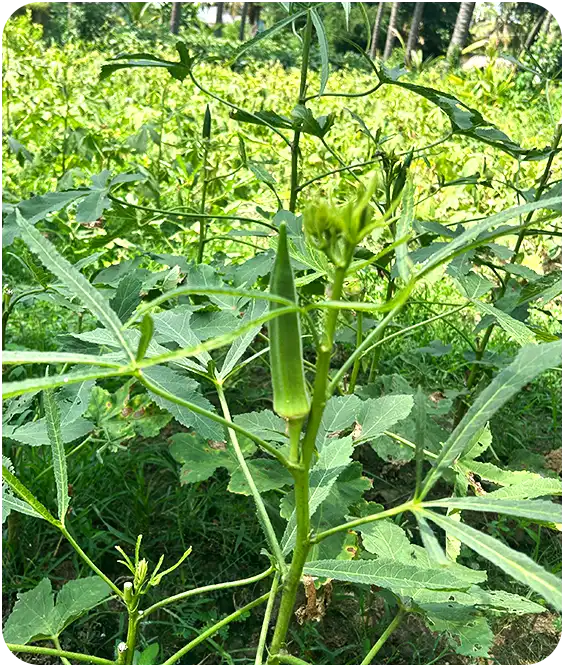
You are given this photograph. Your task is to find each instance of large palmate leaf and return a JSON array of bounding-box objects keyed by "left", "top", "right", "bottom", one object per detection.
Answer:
[
  {"left": 2, "top": 463, "right": 59, "bottom": 526},
  {"left": 218, "top": 300, "right": 268, "bottom": 380},
  {"left": 421, "top": 341, "right": 562, "bottom": 497},
  {"left": 143, "top": 366, "right": 223, "bottom": 441},
  {"left": 281, "top": 436, "right": 355, "bottom": 553},
  {"left": 15, "top": 212, "right": 133, "bottom": 357},
  {"left": 4, "top": 382, "right": 94, "bottom": 446},
  {"left": 355, "top": 394, "right": 415, "bottom": 444},
  {"left": 310, "top": 8, "right": 330, "bottom": 96},
  {"left": 473, "top": 300, "right": 536, "bottom": 346},
  {"left": 316, "top": 394, "right": 361, "bottom": 448},
  {"left": 422, "top": 497, "right": 561, "bottom": 525},
  {"left": 418, "top": 198, "right": 561, "bottom": 276},
  {"left": 2, "top": 457, "right": 43, "bottom": 524},
  {"left": 169, "top": 432, "right": 291, "bottom": 495},
  {"left": 43, "top": 389, "right": 69, "bottom": 523},
  {"left": 234, "top": 409, "right": 288, "bottom": 445},
  {"left": 378, "top": 66, "right": 551, "bottom": 160},
  {"left": 3, "top": 190, "right": 89, "bottom": 246},
  {"left": 456, "top": 459, "right": 561, "bottom": 499},
  {"left": 3, "top": 577, "right": 110, "bottom": 645},
  {"left": 358, "top": 519, "right": 485, "bottom": 586},
  {"left": 303, "top": 558, "right": 473, "bottom": 593},
  {"left": 421, "top": 605, "right": 493, "bottom": 658},
  {"left": 306, "top": 463, "right": 372, "bottom": 562},
  {"left": 421, "top": 509, "right": 562, "bottom": 610}
]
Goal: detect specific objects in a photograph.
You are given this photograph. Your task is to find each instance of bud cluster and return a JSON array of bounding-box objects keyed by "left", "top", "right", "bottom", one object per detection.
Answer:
[{"left": 303, "top": 177, "right": 378, "bottom": 266}]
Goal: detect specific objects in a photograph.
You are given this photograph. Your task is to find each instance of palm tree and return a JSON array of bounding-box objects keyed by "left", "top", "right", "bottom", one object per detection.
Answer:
[
  {"left": 405, "top": 2, "right": 424, "bottom": 66},
  {"left": 369, "top": 3, "right": 385, "bottom": 59},
  {"left": 239, "top": 2, "right": 249, "bottom": 41},
  {"left": 170, "top": 2, "right": 182, "bottom": 35},
  {"left": 215, "top": 2, "right": 224, "bottom": 36},
  {"left": 383, "top": 2, "right": 400, "bottom": 62},
  {"left": 447, "top": 2, "right": 476, "bottom": 64},
  {"left": 524, "top": 8, "right": 547, "bottom": 50}
]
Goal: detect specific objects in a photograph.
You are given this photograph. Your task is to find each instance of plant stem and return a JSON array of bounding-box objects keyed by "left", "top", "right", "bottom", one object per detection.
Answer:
[
  {"left": 52, "top": 636, "right": 71, "bottom": 665},
  {"left": 301, "top": 265, "right": 347, "bottom": 467},
  {"left": 107, "top": 194, "right": 278, "bottom": 231},
  {"left": 197, "top": 136, "right": 210, "bottom": 263},
  {"left": 138, "top": 372, "right": 289, "bottom": 467},
  {"left": 312, "top": 500, "right": 415, "bottom": 544},
  {"left": 348, "top": 309, "right": 363, "bottom": 393},
  {"left": 288, "top": 417, "right": 304, "bottom": 465},
  {"left": 155, "top": 82, "right": 169, "bottom": 207},
  {"left": 267, "top": 466, "right": 310, "bottom": 660},
  {"left": 255, "top": 572, "right": 280, "bottom": 665},
  {"left": 269, "top": 263, "right": 349, "bottom": 660},
  {"left": 143, "top": 567, "right": 274, "bottom": 618},
  {"left": 331, "top": 302, "right": 403, "bottom": 395},
  {"left": 60, "top": 525, "right": 123, "bottom": 598},
  {"left": 216, "top": 382, "right": 287, "bottom": 574},
  {"left": 289, "top": 11, "right": 313, "bottom": 213},
  {"left": 124, "top": 607, "right": 139, "bottom": 665},
  {"left": 7, "top": 644, "right": 113, "bottom": 665},
  {"left": 163, "top": 592, "right": 271, "bottom": 665},
  {"left": 361, "top": 607, "right": 406, "bottom": 664}
]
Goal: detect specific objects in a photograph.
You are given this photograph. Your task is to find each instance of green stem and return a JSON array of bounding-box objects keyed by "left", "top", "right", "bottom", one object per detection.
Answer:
[
  {"left": 269, "top": 263, "right": 349, "bottom": 660},
  {"left": 155, "top": 83, "right": 169, "bottom": 207},
  {"left": 163, "top": 592, "right": 270, "bottom": 665},
  {"left": 268, "top": 466, "right": 310, "bottom": 660},
  {"left": 197, "top": 138, "right": 210, "bottom": 263},
  {"left": 348, "top": 309, "right": 363, "bottom": 394},
  {"left": 289, "top": 10, "right": 313, "bottom": 213},
  {"left": 288, "top": 417, "right": 304, "bottom": 465},
  {"left": 361, "top": 607, "right": 406, "bottom": 664},
  {"left": 142, "top": 567, "right": 274, "bottom": 619},
  {"left": 7, "top": 644, "right": 113, "bottom": 665},
  {"left": 60, "top": 525, "right": 123, "bottom": 598},
  {"left": 216, "top": 382, "right": 287, "bottom": 574},
  {"left": 255, "top": 572, "right": 280, "bottom": 665},
  {"left": 333, "top": 303, "right": 402, "bottom": 395},
  {"left": 301, "top": 265, "right": 347, "bottom": 467},
  {"left": 312, "top": 501, "right": 415, "bottom": 544},
  {"left": 270, "top": 655, "right": 311, "bottom": 665},
  {"left": 124, "top": 608, "right": 139, "bottom": 665},
  {"left": 107, "top": 194, "right": 277, "bottom": 231},
  {"left": 361, "top": 304, "right": 469, "bottom": 360},
  {"left": 52, "top": 636, "right": 71, "bottom": 665}
]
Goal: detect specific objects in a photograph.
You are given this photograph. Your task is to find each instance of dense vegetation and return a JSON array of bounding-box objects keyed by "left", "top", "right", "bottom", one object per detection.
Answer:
[{"left": 2, "top": 4, "right": 562, "bottom": 666}]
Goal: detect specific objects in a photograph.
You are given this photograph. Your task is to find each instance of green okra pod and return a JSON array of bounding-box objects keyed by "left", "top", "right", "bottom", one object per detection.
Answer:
[{"left": 268, "top": 223, "right": 310, "bottom": 420}]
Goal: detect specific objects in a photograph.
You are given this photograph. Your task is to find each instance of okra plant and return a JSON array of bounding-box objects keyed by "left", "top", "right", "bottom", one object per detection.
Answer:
[{"left": 3, "top": 3, "right": 562, "bottom": 665}]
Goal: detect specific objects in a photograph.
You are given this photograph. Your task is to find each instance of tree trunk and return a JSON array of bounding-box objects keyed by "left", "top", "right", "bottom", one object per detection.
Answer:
[
  {"left": 369, "top": 3, "right": 385, "bottom": 59},
  {"left": 170, "top": 2, "right": 182, "bottom": 35},
  {"left": 239, "top": 2, "right": 249, "bottom": 41},
  {"left": 405, "top": 2, "right": 424, "bottom": 66},
  {"left": 541, "top": 11, "right": 553, "bottom": 36},
  {"left": 215, "top": 2, "right": 224, "bottom": 36},
  {"left": 383, "top": 3, "right": 400, "bottom": 62},
  {"left": 447, "top": 2, "right": 476, "bottom": 64},
  {"left": 524, "top": 9, "right": 546, "bottom": 50}
]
